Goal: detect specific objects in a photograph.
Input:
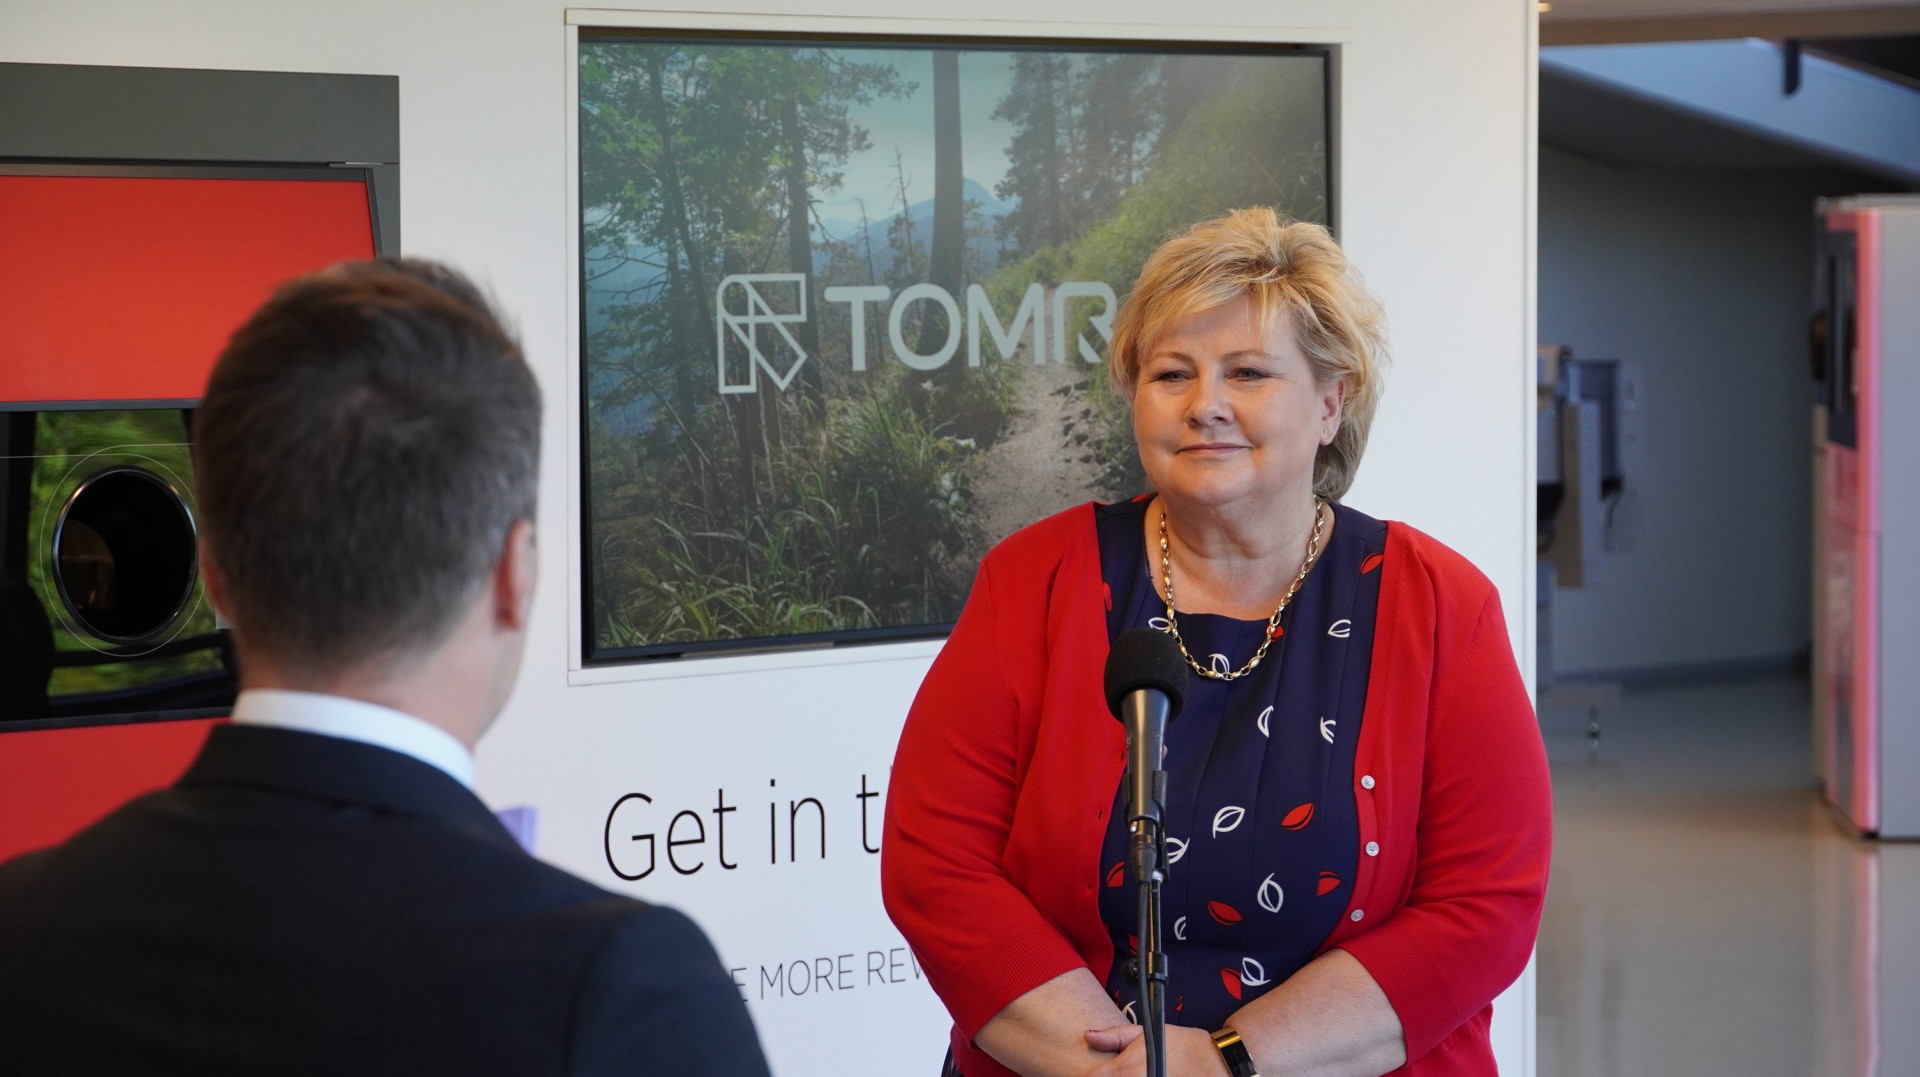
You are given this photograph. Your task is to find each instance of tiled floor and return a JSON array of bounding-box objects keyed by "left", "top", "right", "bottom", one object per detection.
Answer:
[{"left": 1537, "top": 674, "right": 1920, "bottom": 1077}]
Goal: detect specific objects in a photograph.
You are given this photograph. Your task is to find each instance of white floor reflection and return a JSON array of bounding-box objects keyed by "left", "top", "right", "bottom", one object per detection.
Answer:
[{"left": 1539, "top": 675, "right": 1920, "bottom": 1077}]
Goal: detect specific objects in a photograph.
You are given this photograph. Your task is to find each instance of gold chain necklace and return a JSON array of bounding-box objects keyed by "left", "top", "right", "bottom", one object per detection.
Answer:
[{"left": 1158, "top": 499, "right": 1326, "bottom": 681}]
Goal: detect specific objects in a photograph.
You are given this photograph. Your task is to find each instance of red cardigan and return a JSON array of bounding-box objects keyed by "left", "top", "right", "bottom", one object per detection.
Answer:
[{"left": 882, "top": 504, "right": 1551, "bottom": 1077}]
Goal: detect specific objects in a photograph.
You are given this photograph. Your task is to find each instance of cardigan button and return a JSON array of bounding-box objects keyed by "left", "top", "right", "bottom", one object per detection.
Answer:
[
  {"left": 1350, "top": 910, "right": 1365, "bottom": 922},
  {"left": 1360, "top": 775, "right": 1376, "bottom": 790},
  {"left": 1365, "top": 841, "right": 1380, "bottom": 856}
]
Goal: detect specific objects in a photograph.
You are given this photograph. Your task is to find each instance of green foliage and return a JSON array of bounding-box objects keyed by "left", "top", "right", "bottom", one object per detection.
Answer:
[
  {"left": 590, "top": 368, "right": 975, "bottom": 647},
  {"left": 580, "top": 42, "right": 916, "bottom": 423},
  {"left": 992, "top": 54, "right": 1073, "bottom": 257},
  {"left": 24, "top": 410, "right": 221, "bottom": 695},
  {"left": 1064, "top": 58, "right": 1328, "bottom": 287},
  {"left": 578, "top": 41, "right": 1327, "bottom": 652},
  {"left": 986, "top": 55, "right": 1328, "bottom": 497},
  {"left": 993, "top": 53, "right": 1169, "bottom": 262},
  {"left": 582, "top": 40, "right": 1000, "bottom": 651}
]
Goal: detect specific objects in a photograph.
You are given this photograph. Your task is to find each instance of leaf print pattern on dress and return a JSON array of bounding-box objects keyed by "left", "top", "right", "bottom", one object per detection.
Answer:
[
  {"left": 1257, "top": 873, "right": 1285, "bottom": 913},
  {"left": 1281, "top": 802, "right": 1315, "bottom": 830},
  {"left": 1089, "top": 501, "right": 1384, "bottom": 1034},
  {"left": 1212, "top": 805, "right": 1246, "bottom": 836}
]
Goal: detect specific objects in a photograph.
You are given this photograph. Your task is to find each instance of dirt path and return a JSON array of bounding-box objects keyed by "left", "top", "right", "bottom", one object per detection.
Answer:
[{"left": 970, "top": 360, "right": 1112, "bottom": 546}]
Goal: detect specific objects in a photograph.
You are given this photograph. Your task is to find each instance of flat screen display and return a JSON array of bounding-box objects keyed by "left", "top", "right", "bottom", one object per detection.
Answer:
[{"left": 579, "top": 31, "right": 1331, "bottom": 662}]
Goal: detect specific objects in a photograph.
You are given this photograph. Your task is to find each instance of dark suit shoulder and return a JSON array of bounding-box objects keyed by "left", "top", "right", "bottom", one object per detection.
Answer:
[
  {"left": 565, "top": 903, "right": 772, "bottom": 1077},
  {"left": 0, "top": 769, "right": 759, "bottom": 1077},
  {"left": 0, "top": 784, "right": 192, "bottom": 916}
]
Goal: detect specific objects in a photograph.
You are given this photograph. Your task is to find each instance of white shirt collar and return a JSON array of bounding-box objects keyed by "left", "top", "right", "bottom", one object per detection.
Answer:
[{"left": 230, "top": 689, "right": 476, "bottom": 791}]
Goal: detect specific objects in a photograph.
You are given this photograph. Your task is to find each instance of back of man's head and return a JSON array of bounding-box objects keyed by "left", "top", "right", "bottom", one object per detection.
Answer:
[{"left": 192, "top": 258, "right": 541, "bottom": 679}]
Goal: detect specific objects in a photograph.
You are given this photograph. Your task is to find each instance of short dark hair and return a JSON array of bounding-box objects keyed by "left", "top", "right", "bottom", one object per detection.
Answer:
[{"left": 192, "top": 258, "right": 541, "bottom": 674}]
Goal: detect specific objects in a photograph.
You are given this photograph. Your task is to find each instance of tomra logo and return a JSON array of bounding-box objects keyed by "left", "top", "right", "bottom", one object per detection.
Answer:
[{"left": 716, "top": 274, "right": 1117, "bottom": 395}]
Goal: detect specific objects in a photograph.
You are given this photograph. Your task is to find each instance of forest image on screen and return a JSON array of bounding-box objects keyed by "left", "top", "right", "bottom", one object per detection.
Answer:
[{"left": 580, "top": 37, "right": 1327, "bottom": 658}]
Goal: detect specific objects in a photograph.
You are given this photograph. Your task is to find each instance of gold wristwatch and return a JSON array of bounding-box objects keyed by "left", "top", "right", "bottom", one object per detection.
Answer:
[{"left": 1210, "top": 1027, "right": 1259, "bottom": 1077}]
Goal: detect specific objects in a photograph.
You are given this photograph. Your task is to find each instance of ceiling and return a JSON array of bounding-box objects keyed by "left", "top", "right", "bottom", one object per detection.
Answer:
[
  {"left": 1539, "top": 64, "right": 1902, "bottom": 182},
  {"left": 1542, "top": 0, "right": 1920, "bottom": 53},
  {"left": 1540, "top": 0, "right": 1920, "bottom": 183},
  {"left": 1810, "top": 33, "right": 1920, "bottom": 83},
  {"left": 1547, "top": 0, "right": 1917, "bottom": 17}
]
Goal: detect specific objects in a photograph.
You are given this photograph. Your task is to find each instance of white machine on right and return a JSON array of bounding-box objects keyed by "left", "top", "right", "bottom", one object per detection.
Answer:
[{"left": 1811, "top": 194, "right": 1920, "bottom": 839}]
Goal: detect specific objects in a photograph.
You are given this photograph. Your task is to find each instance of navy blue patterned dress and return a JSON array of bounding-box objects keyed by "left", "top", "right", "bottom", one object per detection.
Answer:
[{"left": 1096, "top": 495, "right": 1386, "bottom": 1031}]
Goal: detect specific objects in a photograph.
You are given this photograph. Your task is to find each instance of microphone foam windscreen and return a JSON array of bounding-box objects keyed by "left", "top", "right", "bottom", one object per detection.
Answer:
[{"left": 1103, "top": 627, "right": 1188, "bottom": 723}]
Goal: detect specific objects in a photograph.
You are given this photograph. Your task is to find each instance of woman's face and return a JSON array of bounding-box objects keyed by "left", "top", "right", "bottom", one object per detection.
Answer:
[{"left": 1132, "top": 294, "right": 1342, "bottom": 516}]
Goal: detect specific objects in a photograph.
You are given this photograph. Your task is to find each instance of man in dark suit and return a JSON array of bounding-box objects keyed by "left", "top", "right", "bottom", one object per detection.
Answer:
[{"left": 0, "top": 260, "right": 771, "bottom": 1076}]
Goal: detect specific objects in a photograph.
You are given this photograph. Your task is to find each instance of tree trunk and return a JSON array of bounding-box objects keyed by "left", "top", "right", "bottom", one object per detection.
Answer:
[
  {"left": 1039, "top": 58, "right": 1065, "bottom": 249},
  {"left": 1157, "top": 55, "right": 1211, "bottom": 152},
  {"left": 780, "top": 89, "right": 824, "bottom": 397},
  {"left": 645, "top": 54, "right": 713, "bottom": 346},
  {"left": 641, "top": 54, "right": 711, "bottom": 487},
  {"left": 918, "top": 51, "right": 965, "bottom": 358}
]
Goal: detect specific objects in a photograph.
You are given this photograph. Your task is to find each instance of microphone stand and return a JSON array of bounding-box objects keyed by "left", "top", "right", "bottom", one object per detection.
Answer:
[
  {"left": 1105, "top": 628, "right": 1185, "bottom": 1077},
  {"left": 1128, "top": 752, "right": 1171, "bottom": 1077}
]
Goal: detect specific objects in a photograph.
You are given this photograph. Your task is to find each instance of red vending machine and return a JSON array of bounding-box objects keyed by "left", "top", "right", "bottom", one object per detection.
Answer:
[
  {"left": 1812, "top": 195, "right": 1920, "bottom": 838},
  {"left": 0, "top": 64, "right": 396, "bottom": 861}
]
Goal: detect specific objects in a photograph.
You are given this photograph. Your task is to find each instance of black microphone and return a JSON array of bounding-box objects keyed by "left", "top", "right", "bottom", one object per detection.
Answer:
[{"left": 1103, "top": 628, "right": 1188, "bottom": 835}]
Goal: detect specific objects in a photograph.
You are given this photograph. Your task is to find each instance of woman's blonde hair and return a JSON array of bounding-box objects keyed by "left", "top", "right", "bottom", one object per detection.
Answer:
[{"left": 1109, "top": 207, "right": 1388, "bottom": 501}]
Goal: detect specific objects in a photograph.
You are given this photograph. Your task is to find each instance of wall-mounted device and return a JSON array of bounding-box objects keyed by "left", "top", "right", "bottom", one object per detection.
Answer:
[
  {"left": 0, "top": 63, "right": 397, "bottom": 861},
  {"left": 1812, "top": 195, "right": 1920, "bottom": 839},
  {"left": 1538, "top": 347, "right": 1626, "bottom": 592},
  {"left": 2, "top": 410, "right": 221, "bottom": 724},
  {"left": 1536, "top": 346, "right": 1632, "bottom": 733}
]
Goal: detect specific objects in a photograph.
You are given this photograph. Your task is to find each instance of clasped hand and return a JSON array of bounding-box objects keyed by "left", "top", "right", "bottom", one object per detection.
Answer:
[{"left": 1081, "top": 1024, "right": 1232, "bottom": 1077}]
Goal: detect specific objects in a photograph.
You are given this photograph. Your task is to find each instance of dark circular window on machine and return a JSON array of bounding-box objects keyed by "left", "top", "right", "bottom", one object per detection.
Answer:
[{"left": 53, "top": 466, "right": 199, "bottom": 644}]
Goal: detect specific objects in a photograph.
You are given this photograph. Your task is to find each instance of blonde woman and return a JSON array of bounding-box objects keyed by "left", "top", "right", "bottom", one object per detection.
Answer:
[{"left": 884, "top": 208, "right": 1550, "bottom": 1077}]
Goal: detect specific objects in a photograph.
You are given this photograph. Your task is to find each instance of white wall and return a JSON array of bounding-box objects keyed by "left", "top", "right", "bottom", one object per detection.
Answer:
[
  {"left": 1, "top": 2, "right": 1539, "bottom": 1072},
  {"left": 1539, "top": 145, "right": 1862, "bottom": 678}
]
